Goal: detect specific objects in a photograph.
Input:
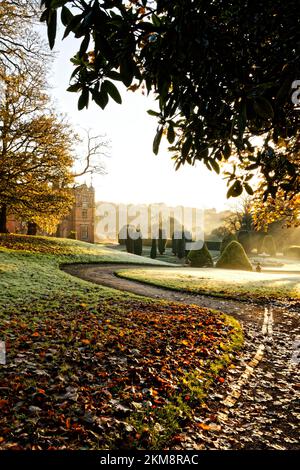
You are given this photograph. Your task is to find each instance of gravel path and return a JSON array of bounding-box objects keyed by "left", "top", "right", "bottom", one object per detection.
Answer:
[{"left": 62, "top": 263, "right": 300, "bottom": 450}]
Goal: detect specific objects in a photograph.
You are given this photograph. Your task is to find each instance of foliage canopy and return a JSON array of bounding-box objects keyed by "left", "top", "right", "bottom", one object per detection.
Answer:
[{"left": 41, "top": 0, "right": 300, "bottom": 199}]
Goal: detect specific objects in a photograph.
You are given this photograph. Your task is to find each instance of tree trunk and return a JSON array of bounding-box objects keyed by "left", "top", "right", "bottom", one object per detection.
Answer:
[
  {"left": 0, "top": 205, "right": 8, "bottom": 233},
  {"left": 27, "top": 221, "right": 38, "bottom": 235}
]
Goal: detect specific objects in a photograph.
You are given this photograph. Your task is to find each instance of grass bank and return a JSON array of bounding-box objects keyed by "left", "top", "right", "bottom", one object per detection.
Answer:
[
  {"left": 117, "top": 266, "right": 300, "bottom": 302},
  {"left": 0, "top": 235, "right": 242, "bottom": 449}
]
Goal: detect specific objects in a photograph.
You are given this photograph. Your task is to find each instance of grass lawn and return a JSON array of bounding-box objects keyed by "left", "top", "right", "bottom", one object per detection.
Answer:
[
  {"left": 117, "top": 244, "right": 185, "bottom": 265},
  {"left": 0, "top": 234, "right": 242, "bottom": 450},
  {"left": 117, "top": 266, "right": 300, "bottom": 302}
]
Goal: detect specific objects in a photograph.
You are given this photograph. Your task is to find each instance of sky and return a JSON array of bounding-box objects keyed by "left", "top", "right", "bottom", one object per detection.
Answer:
[{"left": 47, "top": 29, "right": 234, "bottom": 212}]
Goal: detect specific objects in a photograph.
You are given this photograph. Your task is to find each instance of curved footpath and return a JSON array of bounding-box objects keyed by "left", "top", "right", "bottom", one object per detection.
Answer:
[{"left": 63, "top": 263, "right": 300, "bottom": 450}]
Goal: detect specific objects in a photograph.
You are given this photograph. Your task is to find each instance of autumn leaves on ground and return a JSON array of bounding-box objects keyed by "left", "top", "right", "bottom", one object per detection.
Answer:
[{"left": 0, "top": 235, "right": 242, "bottom": 450}]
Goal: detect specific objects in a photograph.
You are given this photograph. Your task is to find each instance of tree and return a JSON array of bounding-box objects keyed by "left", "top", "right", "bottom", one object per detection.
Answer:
[
  {"left": 208, "top": 225, "right": 231, "bottom": 241},
  {"left": 133, "top": 228, "right": 143, "bottom": 255},
  {"left": 188, "top": 243, "right": 213, "bottom": 268},
  {"left": 0, "top": 1, "right": 49, "bottom": 72},
  {"left": 73, "top": 129, "right": 109, "bottom": 177},
  {"left": 150, "top": 238, "right": 157, "bottom": 259},
  {"left": 177, "top": 233, "right": 186, "bottom": 259},
  {"left": 158, "top": 227, "right": 166, "bottom": 255},
  {"left": 252, "top": 188, "right": 300, "bottom": 231},
  {"left": 223, "top": 197, "right": 254, "bottom": 233},
  {"left": 262, "top": 235, "right": 277, "bottom": 256},
  {"left": 0, "top": 2, "right": 109, "bottom": 234},
  {"left": 216, "top": 241, "right": 253, "bottom": 271},
  {"left": 41, "top": 0, "right": 300, "bottom": 200},
  {"left": 124, "top": 225, "right": 135, "bottom": 253},
  {"left": 238, "top": 230, "right": 253, "bottom": 255},
  {"left": 171, "top": 231, "right": 177, "bottom": 255},
  {"left": 0, "top": 69, "right": 75, "bottom": 233}
]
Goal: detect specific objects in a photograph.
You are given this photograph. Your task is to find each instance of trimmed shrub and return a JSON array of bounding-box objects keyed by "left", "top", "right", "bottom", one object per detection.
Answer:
[
  {"left": 184, "top": 230, "right": 192, "bottom": 256},
  {"left": 220, "top": 233, "right": 237, "bottom": 253},
  {"left": 216, "top": 241, "right": 253, "bottom": 271},
  {"left": 150, "top": 239, "right": 157, "bottom": 259},
  {"left": 177, "top": 234, "right": 186, "bottom": 259},
  {"left": 188, "top": 243, "right": 213, "bottom": 267},
  {"left": 125, "top": 226, "right": 135, "bottom": 253},
  {"left": 68, "top": 230, "right": 77, "bottom": 239},
  {"left": 262, "top": 235, "right": 276, "bottom": 256},
  {"left": 158, "top": 228, "right": 167, "bottom": 255},
  {"left": 171, "top": 232, "right": 178, "bottom": 255},
  {"left": 284, "top": 245, "right": 300, "bottom": 259},
  {"left": 133, "top": 230, "right": 143, "bottom": 256}
]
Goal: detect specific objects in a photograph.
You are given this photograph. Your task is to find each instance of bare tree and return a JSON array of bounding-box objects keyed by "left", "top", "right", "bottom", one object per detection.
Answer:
[
  {"left": 73, "top": 129, "right": 110, "bottom": 178},
  {"left": 224, "top": 197, "right": 253, "bottom": 233},
  {"left": 0, "top": 1, "right": 50, "bottom": 73}
]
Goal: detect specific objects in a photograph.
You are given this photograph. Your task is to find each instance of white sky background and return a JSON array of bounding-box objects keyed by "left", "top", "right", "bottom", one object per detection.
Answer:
[{"left": 47, "top": 28, "right": 235, "bottom": 212}]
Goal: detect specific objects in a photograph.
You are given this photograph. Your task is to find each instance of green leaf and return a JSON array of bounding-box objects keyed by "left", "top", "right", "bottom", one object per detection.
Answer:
[
  {"left": 92, "top": 89, "right": 109, "bottom": 109},
  {"left": 147, "top": 109, "right": 160, "bottom": 117},
  {"left": 223, "top": 142, "right": 231, "bottom": 159},
  {"left": 152, "top": 14, "right": 161, "bottom": 27},
  {"left": 120, "top": 58, "right": 134, "bottom": 87},
  {"left": 227, "top": 180, "right": 243, "bottom": 198},
  {"left": 61, "top": 6, "right": 73, "bottom": 26},
  {"left": 215, "top": 150, "right": 222, "bottom": 161},
  {"left": 67, "top": 83, "right": 81, "bottom": 93},
  {"left": 102, "top": 80, "right": 122, "bottom": 104},
  {"left": 50, "top": 0, "right": 69, "bottom": 7},
  {"left": 244, "top": 183, "right": 254, "bottom": 195},
  {"left": 175, "top": 159, "right": 182, "bottom": 171},
  {"left": 70, "top": 65, "right": 81, "bottom": 80},
  {"left": 40, "top": 9, "right": 49, "bottom": 23},
  {"left": 253, "top": 97, "right": 274, "bottom": 119},
  {"left": 106, "top": 71, "right": 123, "bottom": 81},
  {"left": 182, "top": 136, "right": 192, "bottom": 159},
  {"left": 79, "top": 34, "right": 90, "bottom": 57},
  {"left": 246, "top": 163, "right": 259, "bottom": 170},
  {"left": 47, "top": 9, "right": 57, "bottom": 50},
  {"left": 167, "top": 122, "right": 175, "bottom": 144},
  {"left": 94, "top": 33, "right": 114, "bottom": 60},
  {"left": 209, "top": 158, "right": 220, "bottom": 174},
  {"left": 137, "top": 22, "right": 156, "bottom": 32},
  {"left": 63, "top": 14, "right": 82, "bottom": 40},
  {"left": 205, "top": 161, "right": 212, "bottom": 171},
  {"left": 78, "top": 88, "right": 89, "bottom": 110},
  {"left": 199, "top": 147, "right": 209, "bottom": 159},
  {"left": 153, "top": 127, "right": 163, "bottom": 155}
]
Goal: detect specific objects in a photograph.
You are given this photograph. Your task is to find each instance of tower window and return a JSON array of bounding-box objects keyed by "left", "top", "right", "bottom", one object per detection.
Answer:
[
  {"left": 82, "top": 195, "right": 89, "bottom": 208},
  {"left": 80, "top": 225, "right": 89, "bottom": 240}
]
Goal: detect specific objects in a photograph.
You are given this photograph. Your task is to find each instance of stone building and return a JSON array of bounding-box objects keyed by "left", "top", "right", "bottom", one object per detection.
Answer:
[
  {"left": 56, "top": 184, "right": 95, "bottom": 243},
  {"left": 6, "top": 184, "right": 95, "bottom": 243},
  {"left": 7, "top": 214, "right": 25, "bottom": 234}
]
